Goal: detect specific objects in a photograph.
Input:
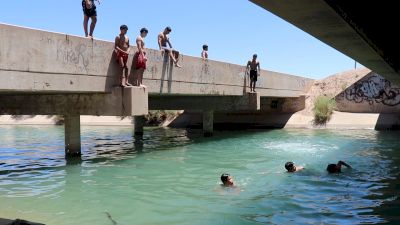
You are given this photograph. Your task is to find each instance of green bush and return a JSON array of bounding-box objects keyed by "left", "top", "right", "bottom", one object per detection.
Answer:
[{"left": 313, "top": 96, "right": 336, "bottom": 124}]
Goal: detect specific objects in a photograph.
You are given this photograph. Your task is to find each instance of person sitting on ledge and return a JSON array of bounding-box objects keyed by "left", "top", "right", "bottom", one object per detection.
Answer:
[
  {"left": 221, "top": 173, "right": 234, "bottom": 187},
  {"left": 285, "top": 162, "right": 304, "bottom": 173},
  {"left": 158, "top": 26, "right": 182, "bottom": 68},
  {"left": 327, "top": 160, "right": 352, "bottom": 173}
]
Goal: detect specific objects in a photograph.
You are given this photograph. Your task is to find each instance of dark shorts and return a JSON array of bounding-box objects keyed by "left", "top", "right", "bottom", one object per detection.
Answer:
[
  {"left": 82, "top": 0, "right": 97, "bottom": 17},
  {"left": 250, "top": 70, "right": 257, "bottom": 81}
]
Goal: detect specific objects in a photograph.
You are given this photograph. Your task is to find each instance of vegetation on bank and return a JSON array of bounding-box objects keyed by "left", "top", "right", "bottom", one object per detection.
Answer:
[
  {"left": 313, "top": 96, "right": 336, "bottom": 124},
  {"left": 145, "top": 110, "right": 180, "bottom": 126}
]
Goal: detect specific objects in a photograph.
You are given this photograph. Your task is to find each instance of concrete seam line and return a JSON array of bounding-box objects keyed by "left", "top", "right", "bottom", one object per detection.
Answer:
[
  {"left": 0, "top": 68, "right": 106, "bottom": 77},
  {"left": 1, "top": 68, "right": 303, "bottom": 92},
  {"left": 143, "top": 78, "right": 302, "bottom": 91}
]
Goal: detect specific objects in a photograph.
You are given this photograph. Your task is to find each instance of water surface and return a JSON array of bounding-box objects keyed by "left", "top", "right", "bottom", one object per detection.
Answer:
[{"left": 0, "top": 126, "right": 399, "bottom": 224}]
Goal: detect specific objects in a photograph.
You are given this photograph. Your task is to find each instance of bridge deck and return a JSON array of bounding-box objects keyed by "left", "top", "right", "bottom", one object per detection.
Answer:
[{"left": 0, "top": 23, "right": 312, "bottom": 98}]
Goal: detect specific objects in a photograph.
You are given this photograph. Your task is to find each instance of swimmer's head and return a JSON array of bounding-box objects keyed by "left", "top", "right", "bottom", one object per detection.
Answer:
[
  {"left": 203, "top": 44, "right": 208, "bottom": 51},
  {"left": 285, "top": 162, "right": 295, "bottom": 172},
  {"left": 221, "top": 173, "right": 234, "bottom": 186},
  {"left": 327, "top": 164, "right": 340, "bottom": 173}
]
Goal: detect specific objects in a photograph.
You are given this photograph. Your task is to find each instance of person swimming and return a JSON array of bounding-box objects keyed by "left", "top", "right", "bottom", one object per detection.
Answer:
[
  {"left": 285, "top": 162, "right": 304, "bottom": 172},
  {"left": 327, "top": 160, "right": 352, "bottom": 173},
  {"left": 220, "top": 173, "right": 234, "bottom": 187}
]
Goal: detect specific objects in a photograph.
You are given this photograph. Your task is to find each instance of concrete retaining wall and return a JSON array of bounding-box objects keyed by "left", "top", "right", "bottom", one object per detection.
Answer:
[
  {"left": 336, "top": 72, "right": 400, "bottom": 113},
  {"left": 0, "top": 23, "right": 313, "bottom": 97}
]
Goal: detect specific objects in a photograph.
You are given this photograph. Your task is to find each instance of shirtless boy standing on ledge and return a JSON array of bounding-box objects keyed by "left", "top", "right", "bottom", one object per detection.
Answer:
[{"left": 115, "top": 25, "right": 131, "bottom": 87}]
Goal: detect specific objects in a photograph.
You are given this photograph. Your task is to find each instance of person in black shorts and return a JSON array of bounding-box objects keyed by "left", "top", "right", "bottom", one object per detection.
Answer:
[
  {"left": 246, "top": 54, "right": 260, "bottom": 92},
  {"left": 82, "top": 0, "right": 100, "bottom": 38}
]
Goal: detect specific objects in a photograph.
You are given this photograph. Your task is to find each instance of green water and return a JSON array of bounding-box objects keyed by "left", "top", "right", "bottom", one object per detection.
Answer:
[{"left": 0, "top": 126, "right": 399, "bottom": 224}]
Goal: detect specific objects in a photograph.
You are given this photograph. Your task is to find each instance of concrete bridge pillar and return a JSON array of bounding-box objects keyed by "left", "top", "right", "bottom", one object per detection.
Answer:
[
  {"left": 134, "top": 116, "right": 145, "bottom": 136},
  {"left": 203, "top": 110, "right": 214, "bottom": 137},
  {"left": 64, "top": 115, "right": 81, "bottom": 157}
]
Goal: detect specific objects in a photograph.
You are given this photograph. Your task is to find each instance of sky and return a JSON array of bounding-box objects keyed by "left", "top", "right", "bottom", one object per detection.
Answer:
[{"left": 0, "top": 0, "right": 359, "bottom": 79}]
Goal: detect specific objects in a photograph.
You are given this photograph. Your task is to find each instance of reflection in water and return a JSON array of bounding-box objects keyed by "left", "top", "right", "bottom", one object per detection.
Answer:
[{"left": 0, "top": 126, "right": 399, "bottom": 225}]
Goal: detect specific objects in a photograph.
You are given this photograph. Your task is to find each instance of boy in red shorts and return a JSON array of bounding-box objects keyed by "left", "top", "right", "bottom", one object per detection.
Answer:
[
  {"left": 134, "top": 28, "right": 148, "bottom": 86},
  {"left": 114, "top": 25, "right": 131, "bottom": 87}
]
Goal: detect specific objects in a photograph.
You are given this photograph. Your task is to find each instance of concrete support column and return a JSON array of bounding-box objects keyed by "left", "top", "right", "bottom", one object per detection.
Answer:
[
  {"left": 134, "top": 116, "right": 145, "bottom": 136},
  {"left": 203, "top": 110, "right": 214, "bottom": 137},
  {"left": 64, "top": 115, "right": 81, "bottom": 157}
]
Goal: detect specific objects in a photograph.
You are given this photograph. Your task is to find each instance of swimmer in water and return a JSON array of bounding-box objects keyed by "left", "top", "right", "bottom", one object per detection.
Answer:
[
  {"left": 221, "top": 173, "right": 234, "bottom": 187},
  {"left": 285, "top": 162, "right": 304, "bottom": 173}
]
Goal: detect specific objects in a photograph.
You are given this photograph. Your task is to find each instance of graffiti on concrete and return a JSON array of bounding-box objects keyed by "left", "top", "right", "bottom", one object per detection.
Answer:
[
  {"left": 56, "top": 40, "right": 89, "bottom": 71},
  {"left": 297, "top": 79, "right": 307, "bottom": 89},
  {"left": 339, "top": 74, "right": 400, "bottom": 106}
]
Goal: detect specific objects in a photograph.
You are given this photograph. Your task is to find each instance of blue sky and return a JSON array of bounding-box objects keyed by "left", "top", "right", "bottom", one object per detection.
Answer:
[{"left": 0, "top": 0, "right": 358, "bottom": 79}]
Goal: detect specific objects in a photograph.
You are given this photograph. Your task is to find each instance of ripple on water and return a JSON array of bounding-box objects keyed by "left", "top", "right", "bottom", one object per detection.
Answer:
[{"left": 0, "top": 127, "right": 399, "bottom": 225}]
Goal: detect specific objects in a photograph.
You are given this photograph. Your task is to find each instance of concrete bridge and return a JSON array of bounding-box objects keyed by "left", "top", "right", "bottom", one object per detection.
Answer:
[
  {"left": 0, "top": 23, "right": 313, "bottom": 156},
  {"left": 250, "top": 0, "right": 400, "bottom": 84}
]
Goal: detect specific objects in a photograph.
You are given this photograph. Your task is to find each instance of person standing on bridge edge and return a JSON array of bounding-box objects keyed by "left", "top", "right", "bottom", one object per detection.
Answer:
[
  {"left": 158, "top": 26, "right": 182, "bottom": 68},
  {"left": 115, "top": 25, "right": 131, "bottom": 87},
  {"left": 133, "top": 28, "right": 148, "bottom": 87},
  {"left": 246, "top": 54, "right": 260, "bottom": 92},
  {"left": 82, "top": 0, "right": 100, "bottom": 39},
  {"left": 201, "top": 44, "right": 208, "bottom": 60}
]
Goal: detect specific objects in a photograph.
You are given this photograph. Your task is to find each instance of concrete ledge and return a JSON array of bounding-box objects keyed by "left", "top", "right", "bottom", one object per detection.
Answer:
[
  {"left": 0, "top": 87, "right": 148, "bottom": 116},
  {"left": 149, "top": 93, "right": 259, "bottom": 111},
  {"left": 122, "top": 86, "right": 148, "bottom": 116},
  {"left": 0, "top": 115, "right": 136, "bottom": 126}
]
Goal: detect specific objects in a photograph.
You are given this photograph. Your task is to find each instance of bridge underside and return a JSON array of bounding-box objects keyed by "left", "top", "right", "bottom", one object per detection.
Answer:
[
  {"left": 250, "top": 0, "right": 400, "bottom": 84},
  {"left": 149, "top": 94, "right": 260, "bottom": 111}
]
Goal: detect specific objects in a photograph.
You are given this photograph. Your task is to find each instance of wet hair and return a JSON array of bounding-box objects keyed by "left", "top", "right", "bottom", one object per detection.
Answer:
[
  {"left": 327, "top": 164, "right": 338, "bottom": 173},
  {"left": 253, "top": 54, "right": 257, "bottom": 58},
  {"left": 221, "top": 173, "right": 230, "bottom": 184},
  {"left": 140, "top": 27, "right": 148, "bottom": 34},
  {"left": 120, "top": 25, "right": 128, "bottom": 30},
  {"left": 165, "top": 26, "right": 172, "bottom": 32},
  {"left": 285, "top": 162, "right": 294, "bottom": 171},
  {"left": 203, "top": 44, "right": 208, "bottom": 50}
]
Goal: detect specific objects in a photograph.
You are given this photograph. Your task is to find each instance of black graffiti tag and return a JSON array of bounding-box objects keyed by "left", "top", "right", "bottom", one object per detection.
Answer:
[{"left": 341, "top": 74, "right": 400, "bottom": 106}]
